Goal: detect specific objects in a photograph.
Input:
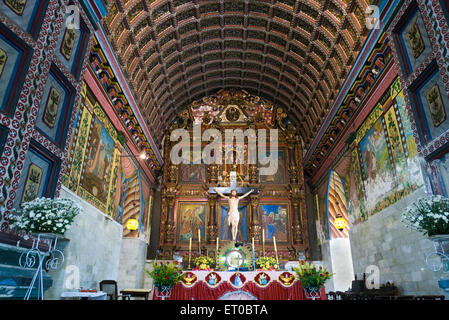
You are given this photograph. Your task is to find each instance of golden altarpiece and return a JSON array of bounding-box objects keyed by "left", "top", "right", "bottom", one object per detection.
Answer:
[{"left": 157, "top": 89, "right": 309, "bottom": 266}]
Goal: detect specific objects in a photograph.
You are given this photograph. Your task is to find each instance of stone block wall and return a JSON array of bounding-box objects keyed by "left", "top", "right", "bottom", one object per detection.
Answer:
[
  {"left": 44, "top": 187, "right": 123, "bottom": 299},
  {"left": 117, "top": 238, "right": 148, "bottom": 293},
  {"left": 350, "top": 188, "right": 448, "bottom": 297}
]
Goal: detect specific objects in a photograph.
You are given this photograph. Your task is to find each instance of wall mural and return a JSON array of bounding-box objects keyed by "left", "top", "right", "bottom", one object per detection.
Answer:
[
  {"left": 62, "top": 83, "right": 121, "bottom": 218},
  {"left": 79, "top": 117, "right": 115, "bottom": 204},
  {"left": 344, "top": 78, "right": 424, "bottom": 226}
]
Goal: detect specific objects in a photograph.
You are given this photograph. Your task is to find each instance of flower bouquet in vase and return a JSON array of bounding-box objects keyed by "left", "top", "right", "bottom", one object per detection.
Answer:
[
  {"left": 192, "top": 256, "right": 215, "bottom": 271},
  {"left": 146, "top": 261, "right": 182, "bottom": 300},
  {"left": 255, "top": 256, "right": 279, "bottom": 271},
  {"left": 9, "top": 197, "right": 81, "bottom": 247},
  {"left": 294, "top": 262, "right": 332, "bottom": 300},
  {"left": 402, "top": 195, "right": 449, "bottom": 273}
]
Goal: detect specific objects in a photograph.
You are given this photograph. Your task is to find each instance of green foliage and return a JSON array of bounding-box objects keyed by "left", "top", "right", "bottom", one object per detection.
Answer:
[
  {"left": 192, "top": 256, "right": 215, "bottom": 270},
  {"left": 401, "top": 195, "right": 449, "bottom": 237},
  {"left": 294, "top": 262, "right": 333, "bottom": 288},
  {"left": 9, "top": 198, "right": 81, "bottom": 235},
  {"left": 145, "top": 261, "right": 182, "bottom": 289},
  {"left": 255, "top": 256, "right": 279, "bottom": 271}
]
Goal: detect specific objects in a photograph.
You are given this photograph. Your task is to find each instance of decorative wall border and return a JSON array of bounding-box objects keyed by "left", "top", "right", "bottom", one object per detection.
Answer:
[{"left": 387, "top": 0, "right": 449, "bottom": 159}]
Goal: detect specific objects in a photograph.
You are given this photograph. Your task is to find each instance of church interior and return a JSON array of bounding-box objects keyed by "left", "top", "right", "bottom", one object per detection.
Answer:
[{"left": 1, "top": 0, "right": 449, "bottom": 301}]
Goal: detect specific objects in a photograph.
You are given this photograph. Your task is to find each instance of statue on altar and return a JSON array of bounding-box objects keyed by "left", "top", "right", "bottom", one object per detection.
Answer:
[{"left": 214, "top": 188, "right": 254, "bottom": 242}]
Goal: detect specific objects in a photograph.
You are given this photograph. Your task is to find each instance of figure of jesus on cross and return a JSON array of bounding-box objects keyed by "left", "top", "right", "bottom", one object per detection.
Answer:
[{"left": 214, "top": 188, "right": 254, "bottom": 242}]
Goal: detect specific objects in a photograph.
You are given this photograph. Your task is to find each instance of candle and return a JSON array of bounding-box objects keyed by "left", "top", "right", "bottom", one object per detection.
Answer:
[
  {"left": 198, "top": 229, "right": 201, "bottom": 254},
  {"left": 262, "top": 229, "right": 265, "bottom": 257},
  {"left": 216, "top": 237, "right": 219, "bottom": 252},
  {"left": 252, "top": 237, "right": 255, "bottom": 252},
  {"left": 188, "top": 237, "right": 192, "bottom": 269},
  {"left": 273, "top": 236, "right": 279, "bottom": 264}
]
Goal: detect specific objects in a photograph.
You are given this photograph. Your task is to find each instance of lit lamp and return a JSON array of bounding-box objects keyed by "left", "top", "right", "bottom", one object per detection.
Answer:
[
  {"left": 126, "top": 218, "right": 139, "bottom": 231},
  {"left": 334, "top": 214, "right": 346, "bottom": 232}
]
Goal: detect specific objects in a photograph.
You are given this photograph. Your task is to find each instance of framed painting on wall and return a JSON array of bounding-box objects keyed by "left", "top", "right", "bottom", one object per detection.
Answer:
[
  {"left": 408, "top": 62, "right": 449, "bottom": 145},
  {"left": 0, "top": 1, "right": 49, "bottom": 39},
  {"left": 259, "top": 149, "right": 287, "bottom": 184},
  {"left": 35, "top": 64, "right": 76, "bottom": 150},
  {"left": 260, "top": 203, "right": 289, "bottom": 243},
  {"left": 392, "top": 2, "right": 433, "bottom": 76},
  {"left": 0, "top": 23, "right": 33, "bottom": 117},
  {"left": 13, "top": 141, "right": 61, "bottom": 209},
  {"left": 56, "top": 1, "right": 91, "bottom": 80},
  {"left": 177, "top": 202, "right": 207, "bottom": 242}
]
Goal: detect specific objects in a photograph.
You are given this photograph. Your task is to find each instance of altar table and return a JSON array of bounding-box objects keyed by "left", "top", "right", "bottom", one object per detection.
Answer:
[{"left": 153, "top": 271, "right": 326, "bottom": 300}]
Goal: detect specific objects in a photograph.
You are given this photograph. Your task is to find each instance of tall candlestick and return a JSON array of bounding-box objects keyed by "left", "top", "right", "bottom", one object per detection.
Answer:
[
  {"left": 252, "top": 237, "right": 255, "bottom": 252},
  {"left": 273, "top": 236, "right": 279, "bottom": 265},
  {"left": 198, "top": 229, "right": 201, "bottom": 255},
  {"left": 262, "top": 229, "right": 265, "bottom": 257},
  {"left": 252, "top": 237, "right": 256, "bottom": 271},
  {"left": 188, "top": 237, "right": 192, "bottom": 269},
  {"left": 216, "top": 237, "right": 219, "bottom": 253}
]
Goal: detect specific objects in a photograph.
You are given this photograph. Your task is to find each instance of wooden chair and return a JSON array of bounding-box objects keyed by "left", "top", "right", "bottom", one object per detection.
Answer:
[{"left": 99, "top": 280, "right": 131, "bottom": 300}]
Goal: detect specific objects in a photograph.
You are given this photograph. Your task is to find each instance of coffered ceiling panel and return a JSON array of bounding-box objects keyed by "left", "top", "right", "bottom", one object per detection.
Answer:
[{"left": 103, "top": 0, "right": 372, "bottom": 150}]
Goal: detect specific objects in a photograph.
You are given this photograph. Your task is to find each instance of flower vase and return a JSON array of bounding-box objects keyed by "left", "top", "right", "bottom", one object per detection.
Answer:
[
  {"left": 156, "top": 285, "right": 173, "bottom": 300},
  {"left": 427, "top": 235, "right": 449, "bottom": 273},
  {"left": 303, "top": 286, "right": 322, "bottom": 300}
]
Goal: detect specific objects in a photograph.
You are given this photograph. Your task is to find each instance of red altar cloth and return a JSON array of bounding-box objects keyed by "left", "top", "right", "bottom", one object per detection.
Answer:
[{"left": 153, "top": 280, "right": 326, "bottom": 300}]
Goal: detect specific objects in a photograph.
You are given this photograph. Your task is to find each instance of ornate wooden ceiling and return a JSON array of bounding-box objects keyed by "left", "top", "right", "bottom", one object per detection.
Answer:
[{"left": 102, "top": 0, "right": 373, "bottom": 150}]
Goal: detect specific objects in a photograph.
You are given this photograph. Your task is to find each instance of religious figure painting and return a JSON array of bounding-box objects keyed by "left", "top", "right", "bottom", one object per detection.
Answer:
[
  {"left": 60, "top": 27, "right": 78, "bottom": 61},
  {"left": 180, "top": 163, "right": 206, "bottom": 183},
  {"left": 261, "top": 204, "right": 288, "bottom": 243},
  {"left": 3, "top": 0, "right": 27, "bottom": 15},
  {"left": 21, "top": 163, "right": 42, "bottom": 205},
  {"left": 42, "top": 87, "right": 61, "bottom": 128},
  {"left": 426, "top": 84, "right": 446, "bottom": 127},
  {"left": 359, "top": 118, "right": 395, "bottom": 214},
  {"left": 407, "top": 22, "right": 425, "bottom": 58},
  {"left": 178, "top": 203, "right": 206, "bottom": 242},
  {"left": 79, "top": 117, "right": 115, "bottom": 204},
  {"left": 220, "top": 205, "right": 247, "bottom": 242},
  {"left": 259, "top": 150, "right": 286, "bottom": 184},
  {"left": 0, "top": 48, "right": 7, "bottom": 79}
]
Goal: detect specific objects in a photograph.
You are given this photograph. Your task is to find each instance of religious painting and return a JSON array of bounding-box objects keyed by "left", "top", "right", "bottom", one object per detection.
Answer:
[
  {"left": 259, "top": 150, "right": 286, "bottom": 184},
  {"left": 426, "top": 84, "right": 446, "bottom": 127},
  {"left": 260, "top": 204, "right": 289, "bottom": 243},
  {"left": 385, "top": 106, "right": 407, "bottom": 182},
  {"left": 178, "top": 203, "right": 207, "bottom": 242},
  {"left": 359, "top": 118, "right": 395, "bottom": 214},
  {"left": 179, "top": 163, "right": 206, "bottom": 183},
  {"left": 407, "top": 22, "right": 425, "bottom": 58},
  {"left": 79, "top": 117, "right": 115, "bottom": 204},
  {"left": 42, "top": 87, "right": 61, "bottom": 128},
  {"left": 3, "top": 0, "right": 27, "bottom": 15},
  {"left": 0, "top": 48, "right": 7, "bottom": 78},
  {"left": 437, "top": 154, "right": 449, "bottom": 197},
  {"left": 60, "top": 27, "right": 78, "bottom": 61},
  {"left": 220, "top": 205, "right": 247, "bottom": 242},
  {"left": 346, "top": 149, "right": 366, "bottom": 226},
  {"left": 21, "top": 163, "right": 42, "bottom": 204}
]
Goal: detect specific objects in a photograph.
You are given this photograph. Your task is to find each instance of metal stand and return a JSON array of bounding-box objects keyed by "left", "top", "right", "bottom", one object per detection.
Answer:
[
  {"left": 303, "top": 287, "right": 322, "bottom": 300},
  {"left": 19, "top": 234, "right": 65, "bottom": 300},
  {"left": 425, "top": 235, "right": 449, "bottom": 273},
  {"left": 155, "top": 286, "right": 172, "bottom": 300}
]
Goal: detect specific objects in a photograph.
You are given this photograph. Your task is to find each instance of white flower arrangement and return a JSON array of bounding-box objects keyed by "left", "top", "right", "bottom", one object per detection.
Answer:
[
  {"left": 401, "top": 195, "right": 449, "bottom": 237},
  {"left": 9, "top": 197, "right": 81, "bottom": 235}
]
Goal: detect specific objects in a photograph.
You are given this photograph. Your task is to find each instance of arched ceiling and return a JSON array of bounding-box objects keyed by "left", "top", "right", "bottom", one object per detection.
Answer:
[{"left": 102, "top": 0, "right": 373, "bottom": 150}]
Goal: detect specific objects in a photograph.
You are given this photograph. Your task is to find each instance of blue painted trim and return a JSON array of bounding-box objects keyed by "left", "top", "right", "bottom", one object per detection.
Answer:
[{"left": 305, "top": 0, "right": 400, "bottom": 162}]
